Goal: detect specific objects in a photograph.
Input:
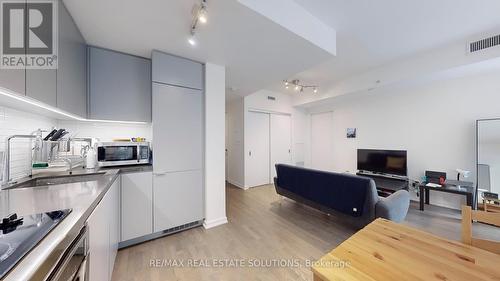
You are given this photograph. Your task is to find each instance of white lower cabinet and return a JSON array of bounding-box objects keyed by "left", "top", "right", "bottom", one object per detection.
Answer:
[
  {"left": 108, "top": 176, "right": 120, "bottom": 280},
  {"left": 153, "top": 170, "right": 203, "bottom": 232},
  {"left": 120, "top": 172, "right": 153, "bottom": 241},
  {"left": 87, "top": 178, "right": 120, "bottom": 281}
]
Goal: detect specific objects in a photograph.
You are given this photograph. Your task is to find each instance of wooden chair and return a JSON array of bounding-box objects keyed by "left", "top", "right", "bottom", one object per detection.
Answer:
[{"left": 461, "top": 205, "right": 500, "bottom": 254}]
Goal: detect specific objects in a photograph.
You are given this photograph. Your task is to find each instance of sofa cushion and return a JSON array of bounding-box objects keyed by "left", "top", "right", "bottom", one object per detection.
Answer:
[{"left": 275, "top": 164, "right": 372, "bottom": 217}]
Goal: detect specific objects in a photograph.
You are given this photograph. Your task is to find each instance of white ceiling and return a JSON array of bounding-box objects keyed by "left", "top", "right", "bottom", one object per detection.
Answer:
[
  {"left": 270, "top": 0, "right": 500, "bottom": 94},
  {"left": 63, "top": 0, "right": 333, "bottom": 98}
]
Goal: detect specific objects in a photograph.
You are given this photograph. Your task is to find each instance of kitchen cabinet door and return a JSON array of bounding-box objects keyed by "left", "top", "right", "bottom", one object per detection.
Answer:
[
  {"left": 25, "top": 1, "right": 86, "bottom": 111},
  {"left": 0, "top": 69, "right": 25, "bottom": 96},
  {"left": 152, "top": 83, "right": 202, "bottom": 172},
  {"left": 108, "top": 177, "right": 120, "bottom": 280},
  {"left": 87, "top": 190, "right": 110, "bottom": 281},
  {"left": 26, "top": 69, "right": 57, "bottom": 106},
  {"left": 88, "top": 47, "right": 151, "bottom": 122},
  {"left": 121, "top": 172, "right": 153, "bottom": 241},
  {"left": 88, "top": 177, "right": 120, "bottom": 281},
  {"left": 152, "top": 51, "right": 203, "bottom": 90},
  {"left": 56, "top": 1, "right": 87, "bottom": 117},
  {"left": 153, "top": 170, "right": 203, "bottom": 232}
]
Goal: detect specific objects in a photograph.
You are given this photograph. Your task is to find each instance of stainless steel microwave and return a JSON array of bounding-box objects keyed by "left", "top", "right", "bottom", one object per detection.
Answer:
[{"left": 97, "top": 142, "right": 150, "bottom": 167}]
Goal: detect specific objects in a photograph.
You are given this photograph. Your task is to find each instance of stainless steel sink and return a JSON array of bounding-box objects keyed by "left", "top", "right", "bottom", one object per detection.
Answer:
[
  {"left": 5, "top": 173, "right": 106, "bottom": 189},
  {"left": 0, "top": 242, "right": 13, "bottom": 261}
]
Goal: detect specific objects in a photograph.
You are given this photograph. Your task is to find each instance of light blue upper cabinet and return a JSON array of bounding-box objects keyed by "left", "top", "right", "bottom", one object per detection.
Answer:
[
  {"left": 88, "top": 47, "right": 152, "bottom": 122},
  {"left": 0, "top": 0, "right": 25, "bottom": 96},
  {"left": 56, "top": 1, "right": 87, "bottom": 117},
  {"left": 152, "top": 50, "right": 203, "bottom": 90},
  {"left": 24, "top": 0, "right": 87, "bottom": 115},
  {"left": 0, "top": 69, "right": 25, "bottom": 96},
  {"left": 26, "top": 69, "right": 57, "bottom": 107}
]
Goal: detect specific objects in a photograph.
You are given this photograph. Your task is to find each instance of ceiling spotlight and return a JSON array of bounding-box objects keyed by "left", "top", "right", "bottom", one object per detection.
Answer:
[
  {"left": 188, "top": 34, "right": 197, "bottom": 46},
  {"left": 313, "top": 87, "right": 318, "bottom": 93},
  {"left": 294, "top": 85, "right": 300, "bottom": 91},
  {"left": 198, "top": 7, "right": 208, "bottom": 24},
  {"left": 284, "top": 81, "right": 289, "bottom": 86}
]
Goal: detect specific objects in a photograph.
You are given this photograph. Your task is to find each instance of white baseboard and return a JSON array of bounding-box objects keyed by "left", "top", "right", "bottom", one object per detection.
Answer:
[
  {"left": 227, "top": 179, "right": 247, "bottom": 190},
  {"left": 203, "top": 217, "right": 228, "bottom": 229}
]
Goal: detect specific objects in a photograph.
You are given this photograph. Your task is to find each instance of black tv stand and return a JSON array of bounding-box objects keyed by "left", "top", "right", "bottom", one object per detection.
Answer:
[{"left": 356, "top": 171, "right": 409, "bottom": 197}]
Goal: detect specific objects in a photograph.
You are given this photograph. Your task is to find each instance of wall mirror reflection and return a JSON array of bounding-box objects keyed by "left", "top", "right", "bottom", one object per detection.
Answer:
[{"left": 477, "top": 119, "right": 500, "bottom": 205}]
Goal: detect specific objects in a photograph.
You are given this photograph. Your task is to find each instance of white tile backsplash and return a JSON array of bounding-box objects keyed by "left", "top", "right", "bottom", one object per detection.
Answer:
[
  {"left": 0, "top": 105, "right": 152, "bottom": 182},
  {"left": 57, "top": 120, "right": 152, "bottom": 142},
  {"left": 0, "top": 106, "right": 56, "bottom": 181}
]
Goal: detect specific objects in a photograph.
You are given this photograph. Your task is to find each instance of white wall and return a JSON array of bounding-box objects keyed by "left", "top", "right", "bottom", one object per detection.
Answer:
[
  {"left": 306, "top": 70, "right": 500, "bottom": 209},
  {"left": 0, "top": 106, "right": 56, "bottom": 181},
  {"left": 203, "top": 63, "right": 227, "bottom": 229}
]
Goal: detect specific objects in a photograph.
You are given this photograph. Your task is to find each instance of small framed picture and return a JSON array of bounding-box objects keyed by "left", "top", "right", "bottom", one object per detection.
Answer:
[{"left": 347, "top": 128, "right": 357, "bottom": 138}]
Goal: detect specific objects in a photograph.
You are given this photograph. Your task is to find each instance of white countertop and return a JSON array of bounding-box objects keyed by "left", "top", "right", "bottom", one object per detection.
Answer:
[{"left": 0, "top": 169, "right": 120, "bottom": 281}]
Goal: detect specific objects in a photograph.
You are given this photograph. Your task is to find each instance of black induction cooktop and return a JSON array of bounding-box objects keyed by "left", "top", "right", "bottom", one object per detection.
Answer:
[{"left": 0, "top": 209, "right": 72, "bottom": 279}]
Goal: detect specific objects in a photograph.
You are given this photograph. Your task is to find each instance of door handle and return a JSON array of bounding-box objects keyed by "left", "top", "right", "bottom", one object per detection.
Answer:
[
  {"left": 153, "top": 171, "right": 167, "bottom": 176},
  {"left": 249, "top": 151, "right": 252, "bottom": 156}
]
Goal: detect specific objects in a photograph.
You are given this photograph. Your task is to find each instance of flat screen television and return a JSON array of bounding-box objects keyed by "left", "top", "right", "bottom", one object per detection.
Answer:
[{"left": 357, "top": 149, "right": 407, "bottom": 176}]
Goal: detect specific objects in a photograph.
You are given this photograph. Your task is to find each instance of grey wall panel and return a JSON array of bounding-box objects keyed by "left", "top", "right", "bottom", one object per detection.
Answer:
[
  {"left": 89, "top": 47, "right": 151, "bottom": 122},
  {"left": 152, "top": 51, "right": 203, "bottom": 90}
]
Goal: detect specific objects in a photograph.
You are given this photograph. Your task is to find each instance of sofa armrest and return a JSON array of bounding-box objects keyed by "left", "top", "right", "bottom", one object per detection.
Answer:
[{"left": 375, "top": 190, "right": 410, "bottom": 222}]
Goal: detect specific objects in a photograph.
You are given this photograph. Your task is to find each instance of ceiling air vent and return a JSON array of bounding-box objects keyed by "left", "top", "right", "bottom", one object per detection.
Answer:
[{"left": 469, "top": 34, "right": 500, "bottom": 53}]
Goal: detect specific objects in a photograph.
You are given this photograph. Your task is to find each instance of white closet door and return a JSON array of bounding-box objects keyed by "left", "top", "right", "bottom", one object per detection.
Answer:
[
  {"left": 270, "top": 114, "right": 292, "bottom": 179},
  {"left": 246, "top": 112, "right": 270, "bottom": 187},
  {"left": 311, "top": 112, "right": 334, "bottom": 171}
]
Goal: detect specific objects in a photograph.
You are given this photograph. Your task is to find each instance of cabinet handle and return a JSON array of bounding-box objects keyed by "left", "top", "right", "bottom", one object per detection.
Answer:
[{"left": 153, "top": 172, "right": 167, "bottom": 176}]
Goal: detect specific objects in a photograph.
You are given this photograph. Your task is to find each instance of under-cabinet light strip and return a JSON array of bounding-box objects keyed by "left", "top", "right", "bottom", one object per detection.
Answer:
[{"left": 0, "top": 87, "right": 148, "bottom": 125}]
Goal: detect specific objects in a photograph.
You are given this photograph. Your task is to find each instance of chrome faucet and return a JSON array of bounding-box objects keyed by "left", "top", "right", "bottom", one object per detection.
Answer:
[{"left": 61, "top": 158, "right": 73, "bottom": 175}]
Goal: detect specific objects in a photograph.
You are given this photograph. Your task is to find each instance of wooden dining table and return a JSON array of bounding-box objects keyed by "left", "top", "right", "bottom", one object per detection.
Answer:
[{"left": 312, "top": 218, "right": 500, "bottom": 281}]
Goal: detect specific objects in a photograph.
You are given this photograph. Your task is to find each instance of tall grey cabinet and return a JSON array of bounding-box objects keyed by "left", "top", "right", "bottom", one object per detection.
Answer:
[{"left": 152, "top": 50, "right": 204, "bottom": 232}]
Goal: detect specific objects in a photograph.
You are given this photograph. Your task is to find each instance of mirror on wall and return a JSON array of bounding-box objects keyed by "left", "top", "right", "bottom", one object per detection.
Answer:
[{"left": 477, "top": 119, "right": 500, "bottom": 199}]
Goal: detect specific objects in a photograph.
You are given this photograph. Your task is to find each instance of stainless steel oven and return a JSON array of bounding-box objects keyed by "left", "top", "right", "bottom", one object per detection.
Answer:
[
  {"left": 97, "top": 142, "right": 150, "bottom": 167},
  {"left": 49, "top": 226, "right": 88, "bottom": 281}
]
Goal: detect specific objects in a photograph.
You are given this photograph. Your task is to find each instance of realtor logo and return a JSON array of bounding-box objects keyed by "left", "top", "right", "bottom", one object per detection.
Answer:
[{"left": 1, "top": 0, "right": 58, "bottom": 69}]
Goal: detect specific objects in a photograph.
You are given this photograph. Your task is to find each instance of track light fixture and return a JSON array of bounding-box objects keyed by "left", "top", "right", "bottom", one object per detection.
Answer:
[
  {"left": 188, "top": 0, "right": 208, "bottom": 46},
  {"left": 283, "top": 79, "right": 319, "bottom": 94}
]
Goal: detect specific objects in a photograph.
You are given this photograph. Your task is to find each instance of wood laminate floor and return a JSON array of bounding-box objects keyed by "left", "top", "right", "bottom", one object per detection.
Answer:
[{"left": 111, "top": 184, "right": 498, "bottom": 281}]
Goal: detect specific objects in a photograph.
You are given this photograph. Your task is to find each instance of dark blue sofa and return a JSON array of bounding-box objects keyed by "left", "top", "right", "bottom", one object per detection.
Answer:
[{"left": 274, "top": 164, "right": 410, "bottom": 227}]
